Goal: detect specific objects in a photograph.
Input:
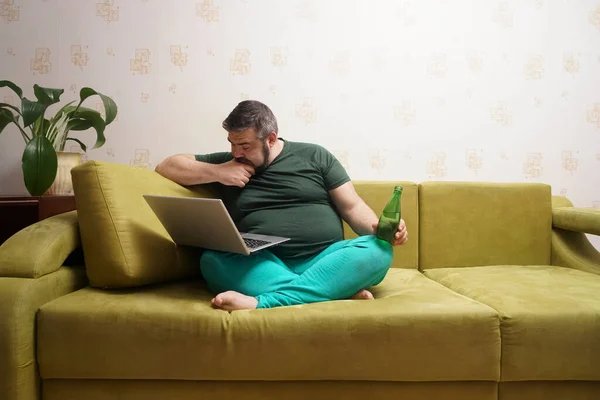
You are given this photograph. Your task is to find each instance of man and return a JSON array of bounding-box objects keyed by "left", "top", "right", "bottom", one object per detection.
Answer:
[{"left": 155, "top": 100, "right": 408, "bottom": 312}]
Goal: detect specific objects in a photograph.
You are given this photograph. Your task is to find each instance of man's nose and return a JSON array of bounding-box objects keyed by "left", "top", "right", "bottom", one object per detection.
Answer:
[{"left": 232, "top": 147, "right": 244, "bottom": 158}]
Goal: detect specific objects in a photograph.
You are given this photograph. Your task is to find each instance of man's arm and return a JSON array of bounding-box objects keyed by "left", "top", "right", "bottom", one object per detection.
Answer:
[
  {"left": 155, "top": 154, "right": 221, "bottom": 186},
  {"left": 155, "top": 154, "right": 255, "bottom": 187},
  {"left": 329, "top": 181, "right": 408, "bottom": 245},
  {"left": 329, "top": 181, "right": 379, "bottom": 236}
]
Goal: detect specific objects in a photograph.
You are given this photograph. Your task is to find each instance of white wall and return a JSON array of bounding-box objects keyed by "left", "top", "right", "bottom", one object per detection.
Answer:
[{"left": 1, "top": 0, "right": 599, "bottom": 247}]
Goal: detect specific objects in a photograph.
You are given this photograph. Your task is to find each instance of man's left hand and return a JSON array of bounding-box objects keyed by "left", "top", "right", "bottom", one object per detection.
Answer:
[
  {"left": 371, "top": 219, "right": 408, "bottom": 246},
  {"left": 392, "top": 219, "right": 408, "bottom": 246}
]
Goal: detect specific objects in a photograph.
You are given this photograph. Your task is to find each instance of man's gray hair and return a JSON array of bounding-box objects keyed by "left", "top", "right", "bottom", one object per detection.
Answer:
[{"left": 222, "top": 100, "right": 278, "bottom": 139}]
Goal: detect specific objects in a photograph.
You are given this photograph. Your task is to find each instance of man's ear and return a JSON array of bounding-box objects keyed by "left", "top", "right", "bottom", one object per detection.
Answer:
[{"left": 267, "top": 131, "right": 278, "bottom": 147}]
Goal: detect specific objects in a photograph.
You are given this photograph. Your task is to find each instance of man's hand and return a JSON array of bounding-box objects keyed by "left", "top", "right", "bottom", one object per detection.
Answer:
[
  {"left": 217, "top": 159, "right": 255, "bottom": 187},
  {"left": 371, "top": 219, "right": 408, "bottom": 246}
]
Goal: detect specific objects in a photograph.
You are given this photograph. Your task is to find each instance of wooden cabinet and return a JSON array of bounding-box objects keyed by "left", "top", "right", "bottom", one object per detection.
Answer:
[{"left": 0, "top": 195, "right": 76, "bottom": 245}]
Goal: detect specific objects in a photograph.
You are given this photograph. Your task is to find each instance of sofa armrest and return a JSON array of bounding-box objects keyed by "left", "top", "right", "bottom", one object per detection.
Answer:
[
  {"left": 0, "top": 267, "right": 88, "bottom": 400},
  {"left": 553, "top": 207, "right": 600, "bottom": 236},
  {"left": 552, "top": 229, "right": 600, "bottom": 275},
  {"left": 0, "top": 211, "right": 88, "bottom": 400},
  {"left": 550, "top": 196, "right": 600, "bottom": 274},
  {"left": 0, "top": 211, "right": 80, "bottom": 278}
]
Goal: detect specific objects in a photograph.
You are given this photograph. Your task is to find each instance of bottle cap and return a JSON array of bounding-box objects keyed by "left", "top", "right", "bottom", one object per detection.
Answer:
[{"left": 394, "top": 185, "right": 403, "bottom": 192}]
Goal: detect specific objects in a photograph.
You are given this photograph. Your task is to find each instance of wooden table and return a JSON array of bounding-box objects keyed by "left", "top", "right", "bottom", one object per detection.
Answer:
[{"left": 0, "top": 195, "right": 77, "bottom": 245}]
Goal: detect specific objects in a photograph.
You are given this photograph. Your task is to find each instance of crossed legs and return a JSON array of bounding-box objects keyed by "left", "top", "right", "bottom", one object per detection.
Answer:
[{"left": 200, "top": 235, "right": 393, "bottom": 311}]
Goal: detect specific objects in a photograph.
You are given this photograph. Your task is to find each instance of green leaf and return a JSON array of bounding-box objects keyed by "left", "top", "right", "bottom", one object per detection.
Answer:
[
  {"left": 0, "top": 108, "right": 30, "bottom": 142},
  {"left": 67, "top": 106, "right": 106, "bottom": 149},
  {"left": 34, "top": 84, "right": 64, "bottom": 105},
  {"left": 52, "top": 100, "right": 76, "bottom": 119},
  {"left": 0, "top": 102, "right": 22, "bottom": 116},
  {"left": 66, "top": 117, "right": 94, "bottom": 131},
  {"left": 22, "top": 135, "right": 57, "bottom": 196},
  {"left": 65, "top": 137, "right": 87, "bottom": 152},
  {"left": 79, "top": 87, "right": 118, "bottom": 125},
  {"left": 0, "top": 80, "right": 23, "bottom": 98},
  {"left": 0, "top": 108, "right": 15, "bottom": 133},
  {"left": 22, "top": 97, "right": 48, "bottom": 128}
]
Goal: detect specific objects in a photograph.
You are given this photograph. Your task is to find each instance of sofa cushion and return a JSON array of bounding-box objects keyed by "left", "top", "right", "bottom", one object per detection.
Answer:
[
  {"left": 0, "top": 211, "right": 80, "bottom": 278},
  {"left": 37, "top": 269, "right": 500, "bottom": 382},
  {"left": 71, "top": 161, "right": 217, "bottom": 288},
  {"left": 345, "top": 181, "right": 418, "bottom": 269},
  {"left": 424, "top": 265, "right": 600, "bottom": 381},
  {"left": 419, "top": 182, "right": 551, "bottom": 269}
]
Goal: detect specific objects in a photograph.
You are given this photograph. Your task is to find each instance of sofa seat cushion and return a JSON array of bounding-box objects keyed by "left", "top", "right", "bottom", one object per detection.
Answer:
[
  {"left": 424, "top": 265, "right": 600, "bottom": 381},
  {"left": 37, "top": 269, "right": 500, "bottom": 382}
]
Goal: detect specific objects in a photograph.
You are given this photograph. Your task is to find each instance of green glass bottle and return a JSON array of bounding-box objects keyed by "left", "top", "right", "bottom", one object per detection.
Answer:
[{"left": 376, "top": 186, "right": 403, "bottom": 243}]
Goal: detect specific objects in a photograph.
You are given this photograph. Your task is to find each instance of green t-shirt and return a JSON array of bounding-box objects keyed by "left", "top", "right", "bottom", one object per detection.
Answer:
[{"left": 195, "top": 139, "right": 350, "bottom": 260}]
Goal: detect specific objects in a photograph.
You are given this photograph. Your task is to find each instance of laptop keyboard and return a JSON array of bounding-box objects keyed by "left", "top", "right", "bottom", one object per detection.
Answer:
[{"left": 244, "top": 238, "right": 272, "bottom": 249}]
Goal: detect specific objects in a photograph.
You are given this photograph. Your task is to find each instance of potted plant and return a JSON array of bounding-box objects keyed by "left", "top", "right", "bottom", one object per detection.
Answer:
[{"left": 0, "top": 80, "right": 117, "bottom": 196}]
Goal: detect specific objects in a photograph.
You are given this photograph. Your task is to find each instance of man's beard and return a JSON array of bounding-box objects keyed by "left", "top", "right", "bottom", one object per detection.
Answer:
[{"left": 236, "top": 140, "right": 270, "bottom": 174}]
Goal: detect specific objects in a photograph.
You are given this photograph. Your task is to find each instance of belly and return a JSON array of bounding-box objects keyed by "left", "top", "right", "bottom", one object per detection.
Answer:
[{"left": 238, "top": 203, "right": 344, "bottom": 260}]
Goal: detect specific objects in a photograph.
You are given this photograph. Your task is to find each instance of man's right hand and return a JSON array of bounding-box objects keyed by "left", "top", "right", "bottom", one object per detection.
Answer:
[{"left": 217, "top": 159, "right": 255, "bottom": 187}]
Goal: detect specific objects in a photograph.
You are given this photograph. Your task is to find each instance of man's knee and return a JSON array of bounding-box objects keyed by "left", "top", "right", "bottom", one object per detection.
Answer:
[
  {"left": 349, "top": 235, "right": 393, "bottom": 276},
  {"left": 200, "top": 250, "right": 235, "bottom": 293},
  {"left": 367, "top": 236, "right": 393, "bottom": 274},
  {"left": 200, "top": 250, "right": 222, "bottom": 273}
]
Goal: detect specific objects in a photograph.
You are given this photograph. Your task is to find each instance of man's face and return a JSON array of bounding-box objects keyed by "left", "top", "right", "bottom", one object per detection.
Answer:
[{"left": 228, "top": 128, "right": 270, "bottom": 173}]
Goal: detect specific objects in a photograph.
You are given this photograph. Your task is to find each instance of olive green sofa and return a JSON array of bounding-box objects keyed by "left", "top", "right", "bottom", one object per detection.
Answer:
[{"left": 1, "top": 160, "right": 599, "bottom": 400}]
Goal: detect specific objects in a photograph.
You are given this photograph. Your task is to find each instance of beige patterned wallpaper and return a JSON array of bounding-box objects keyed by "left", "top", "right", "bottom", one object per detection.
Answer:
[{"left": 1, "top": 0, "right": 599, "bottom": 247}]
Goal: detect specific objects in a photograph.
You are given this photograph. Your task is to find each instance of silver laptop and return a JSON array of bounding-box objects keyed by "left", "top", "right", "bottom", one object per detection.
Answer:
[{"left": 143, "top": 194, "right": 290, "bottom": 255}]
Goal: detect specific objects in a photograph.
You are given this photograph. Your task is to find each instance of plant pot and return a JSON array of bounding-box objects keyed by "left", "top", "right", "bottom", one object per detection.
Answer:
[{"left": 45, "top": 151, "right": 82, "bottom": 195}]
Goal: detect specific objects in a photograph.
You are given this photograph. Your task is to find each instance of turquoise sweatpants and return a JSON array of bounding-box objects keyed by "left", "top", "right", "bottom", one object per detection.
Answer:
[{"left": 200, "top": 235, "right": 393, "bottom": 309}]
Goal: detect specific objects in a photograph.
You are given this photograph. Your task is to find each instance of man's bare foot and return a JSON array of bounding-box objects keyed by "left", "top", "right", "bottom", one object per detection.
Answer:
[
  {"left": 211, "top": 290, "right": 258, "bottom": 312},
  {"left": 351, "top": 289, "right": 374, "bottom": 300}
]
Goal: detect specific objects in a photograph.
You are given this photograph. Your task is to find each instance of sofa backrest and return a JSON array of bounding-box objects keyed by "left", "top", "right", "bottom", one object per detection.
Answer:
[
  {"left": 344, "top": 181, "right": 418, "bottom": 269},
  {"left": 72, "top": 160, "right": 217, "bottom": 288},
  {"left": 419, "top": 181, "right": 552, "bottom": 269}
]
